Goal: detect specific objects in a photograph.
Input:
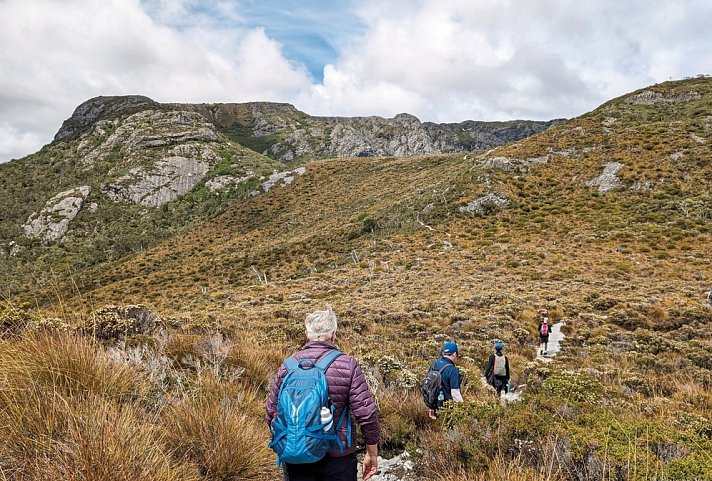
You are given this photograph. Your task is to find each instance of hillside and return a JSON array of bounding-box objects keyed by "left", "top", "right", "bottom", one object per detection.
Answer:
[
  {"left": 2, "top": 78, "right": 711, "bottom": 480},
  {"left": 0, "top": 96, "right": 280, "bottom": 296},
  {"left": 0, "top": 96, "right": 559, "bottom": 297}
]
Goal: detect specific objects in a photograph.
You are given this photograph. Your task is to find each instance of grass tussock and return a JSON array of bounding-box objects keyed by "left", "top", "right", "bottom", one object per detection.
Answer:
[
  {"left": 31, "top": 397, "right": 201, "bottom": 481},
  {"left": 0, "top": 330, "right": 281, "bottom": 481},
  {"left": 0, "top": 331, "right": 147, "bottom": 400},
  {"left": 163, "top": 393, "right": 272, "bottom": 480}
]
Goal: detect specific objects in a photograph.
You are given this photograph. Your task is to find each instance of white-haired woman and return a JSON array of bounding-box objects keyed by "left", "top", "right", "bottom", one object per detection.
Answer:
[{"left": 266, "top": 306, "right": 381, "bottom": 481}]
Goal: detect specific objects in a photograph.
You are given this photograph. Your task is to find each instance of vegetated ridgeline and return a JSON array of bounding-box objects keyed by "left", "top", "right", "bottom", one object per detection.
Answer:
[
  {"left": 1, "top": 77, "right": 712, "bottom": 481},
  {"left": 0, "top": 94, "right": 560, "bottom": 297}
]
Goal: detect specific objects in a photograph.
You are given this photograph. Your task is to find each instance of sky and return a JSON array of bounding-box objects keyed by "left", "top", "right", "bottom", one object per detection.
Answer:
[{"left": 1, "top": 0, "right": 710, "bottom": 163}]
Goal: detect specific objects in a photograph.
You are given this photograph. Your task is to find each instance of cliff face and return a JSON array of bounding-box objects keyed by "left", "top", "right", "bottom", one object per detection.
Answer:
[
  {"left": 187, "top": 102, "right": 563, "bottom": 162},
  {"left": 57, "top": 97, "right": 563, "bottom": 163}
]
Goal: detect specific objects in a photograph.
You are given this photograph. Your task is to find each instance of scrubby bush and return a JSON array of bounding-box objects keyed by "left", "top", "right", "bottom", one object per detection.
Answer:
[
  {"left": 0, "top": 300, "right": 36, "bottom": 334},
  {"left": 376, "top": 387, "right": 431, "bottom": 452},
  {"left": 541, "top": 370, "right": 603, "bottom": 404},
  {"left": 84, "top": 304, "right": 159, "bottom": 340}
]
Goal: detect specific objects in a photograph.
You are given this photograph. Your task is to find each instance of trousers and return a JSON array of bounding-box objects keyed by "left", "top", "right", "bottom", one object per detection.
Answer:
[{"left": 284, "top": 453, "right": 357, "bottom": 481}]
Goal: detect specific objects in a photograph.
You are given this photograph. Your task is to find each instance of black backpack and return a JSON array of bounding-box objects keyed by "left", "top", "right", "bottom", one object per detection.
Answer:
[{"left": 422, "top": 363, "right": 450, "bottom": 409}]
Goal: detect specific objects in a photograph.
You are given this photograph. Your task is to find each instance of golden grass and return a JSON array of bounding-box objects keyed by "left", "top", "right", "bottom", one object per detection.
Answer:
[
  {"left": 162, "top": 394, "right": 273, "bottom": 480},
  {"left": 32, "top": 398, "right": 201, "bottom": 481},
  {"left": 0, "top": 331, "right": 147, "bottom": 400},
  {"left": 0, "top": 330, "right": 283, "bottom": 481}
]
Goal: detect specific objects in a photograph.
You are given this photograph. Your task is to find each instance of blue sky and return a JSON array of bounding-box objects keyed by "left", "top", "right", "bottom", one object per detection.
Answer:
[
  {"left": 222, "top": 0, "right": 366, "bottom": 81},
  {"left": 141, "top": 0, "right": 367, "bottom": 81},
  {"left": 1, "top": 0, "right": 711, "bottom": 162}
]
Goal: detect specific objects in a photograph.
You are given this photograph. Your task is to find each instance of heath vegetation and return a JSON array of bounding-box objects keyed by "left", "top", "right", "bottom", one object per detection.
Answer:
[{"left": 0, "top": 78, "right": 710, "bottom": 479}]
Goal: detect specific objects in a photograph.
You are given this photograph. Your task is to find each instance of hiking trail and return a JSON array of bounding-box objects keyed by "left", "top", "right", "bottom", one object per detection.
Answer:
[
  {"left": 480, "top": 321, "right": 566, "bottom": 402},
  {"left": 369, "top": 323, "right": 567, "bottom": 480}
]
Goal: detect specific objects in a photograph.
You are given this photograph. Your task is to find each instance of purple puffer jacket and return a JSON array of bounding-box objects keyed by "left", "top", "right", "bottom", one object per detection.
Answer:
[{"left": 266, "top": 341, "right": 380, "bottom": 457}]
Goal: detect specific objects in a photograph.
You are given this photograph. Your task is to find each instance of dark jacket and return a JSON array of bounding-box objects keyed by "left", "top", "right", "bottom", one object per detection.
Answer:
[
  {"left": 538, "top": 322, "right": 551, "bottom": 339},
  {"left": 430, "top": 357, "right": 461, "bottom": 402},
  {"left": 484, "top": 352, "right": 510, "bottom": 383},
  {"left": 266, "top": 341, "right": 380, "bottom": 457}
]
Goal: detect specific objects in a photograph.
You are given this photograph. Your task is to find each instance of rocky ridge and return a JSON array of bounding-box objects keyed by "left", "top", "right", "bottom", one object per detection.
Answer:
[
  {"left": 57, "top": 96, "right": 563, "bottom": 164},
  {"left": 186, "top": 102, "right": 564, "bottom": 162},
  {"left": 3, "top": 96, "right": 559, "bottom": 245}
]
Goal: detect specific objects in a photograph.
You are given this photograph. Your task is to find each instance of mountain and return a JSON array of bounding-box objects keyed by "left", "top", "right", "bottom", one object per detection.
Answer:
[
  {"left": 54, "top": 96, "right": 563, "bottom": 162},
  {"left": 0, "top": 95, "right": 560, "bottom": 296},
  {"left": 2, "top": 78, "right": 711, "bottom": 480},
  {"left": 37, "top": 77, "right": 711, "bottom": 315}
]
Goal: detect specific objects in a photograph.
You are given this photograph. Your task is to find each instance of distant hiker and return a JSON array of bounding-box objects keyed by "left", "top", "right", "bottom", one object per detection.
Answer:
[
  {"left": 484, "top": 341, "right": 510, "bottom": 405},
  {"left": 422, "top": 341, "right": 464, "bottom": 420},
  {"left": 266, "top": 306, "right": 380, "bottom": 481},
  {"left": 538, "top": 317, "right": 551, "bottom": 355}
]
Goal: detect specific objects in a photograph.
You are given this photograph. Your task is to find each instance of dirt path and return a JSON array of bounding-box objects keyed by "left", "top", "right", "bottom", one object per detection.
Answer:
[{"left": 479, "top": 321, "right": 566, "bottom": 402}]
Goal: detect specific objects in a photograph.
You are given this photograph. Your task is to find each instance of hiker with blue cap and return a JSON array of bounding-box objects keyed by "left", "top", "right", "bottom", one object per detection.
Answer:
[
  {"left": 422, "top": 341, "right": 464, "bottom": 420},
  {"left": 484, "top": 340, "right": 510, "bottom": 405}
]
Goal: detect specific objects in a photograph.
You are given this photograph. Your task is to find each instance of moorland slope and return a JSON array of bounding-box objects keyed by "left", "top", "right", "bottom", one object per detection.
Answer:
[{"left": 2, "top": 77, "right": 711, "bottom": 480}]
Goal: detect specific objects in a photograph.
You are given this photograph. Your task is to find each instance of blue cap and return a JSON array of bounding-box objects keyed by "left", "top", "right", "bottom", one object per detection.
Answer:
[
  {"left": 442, "top": 341, "right": 459, "bottom": 355},
  {"left": 494, "top": 341, "right": 504, "bottom": 351}
]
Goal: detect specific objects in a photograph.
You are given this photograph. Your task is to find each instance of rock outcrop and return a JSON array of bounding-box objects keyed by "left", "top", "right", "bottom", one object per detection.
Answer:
[
  {"left": 179, "top": 100, "right": 564, "bottom": 163},
  {"left": 54, "top": 95, "right": 156, "bottom": 142},
  {"left": 252, "top": 167, "right": 307, "bottom": 195},
  {"left": 101, "top": 148, "right": 217, "bottom": 207},
  {"left": 205, "top": 174, "right": 255, "bottom": 192},
  {"left": 459, "top": 193, "right": 510, "bottom": 215},
  {"left": 586, "top": 162, "right": 624, "bottom": 193},
  {"left": 66, "top": 107, "right": 226, "bottom": 207},
  {"left": 23, "top": 186, "right": 91, "bottom": 242},
  {"left": 249, "top": 109, "right": 562, "bottom": 163},
  {"left": 625, "top": 89, "right": 701, "bottom": 105},
  {"left": 78, "top": 109, "right": 220, "bottom": 168}
]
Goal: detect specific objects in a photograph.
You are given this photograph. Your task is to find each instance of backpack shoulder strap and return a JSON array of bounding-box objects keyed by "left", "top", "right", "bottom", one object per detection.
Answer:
[
  {"left": 315, "top": 350, "right": 343, "bottom": 371},
  {"left": 283, "top": 356, "right": 299, "bottom": 372}
]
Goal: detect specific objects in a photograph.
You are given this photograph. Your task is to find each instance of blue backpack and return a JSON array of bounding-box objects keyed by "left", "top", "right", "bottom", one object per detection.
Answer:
[{"left": 269, "top": 350, "right": 351, "bottom": 465}]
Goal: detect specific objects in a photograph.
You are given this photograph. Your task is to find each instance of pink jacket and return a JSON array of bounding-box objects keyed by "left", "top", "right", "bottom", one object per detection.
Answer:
[{"left": 266, "top": 341, "right": 380, "bottom": 457}]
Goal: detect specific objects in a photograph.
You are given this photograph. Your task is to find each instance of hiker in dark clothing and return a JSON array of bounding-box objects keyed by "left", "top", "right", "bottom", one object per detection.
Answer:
[
  {"left": 538, "top": 317, "right": 551, "bottom": 355},
  {"left": 484, "top": 341, "right": 510, "bottom": 405},
  {"left": 427, "top": 341, "right": 464, "bottom": 419}
]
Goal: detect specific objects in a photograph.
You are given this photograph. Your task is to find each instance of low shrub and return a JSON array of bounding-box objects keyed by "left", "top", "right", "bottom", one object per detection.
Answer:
[
  {"left": 376, "top": 387, "right": 431, "bottom": 452},
  {"left": 83, "top": 304, "right": 159, "bottom": 340}
]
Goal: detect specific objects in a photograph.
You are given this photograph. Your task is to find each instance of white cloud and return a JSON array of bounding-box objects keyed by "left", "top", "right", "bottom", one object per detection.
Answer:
[
  {"left": 1, "top": 0, "right": 710, "bottom": 162},
  {"left": 0, "top": 0, "right": 311, "bottom": 161},
  {"left": 0, "top": 124, "right": 43, "bottom": 162},
  {"left": 297, "top": 0, "right": 712, "bottom": 122}
]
